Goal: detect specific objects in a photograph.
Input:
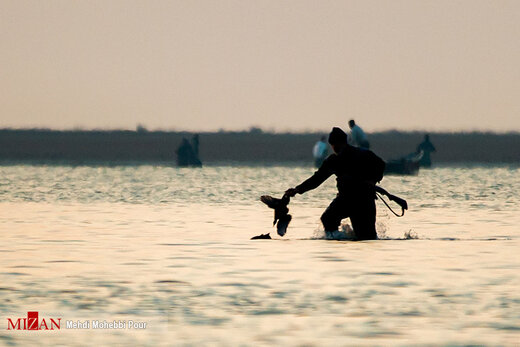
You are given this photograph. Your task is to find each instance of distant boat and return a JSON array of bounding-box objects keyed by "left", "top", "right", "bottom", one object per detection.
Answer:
[{"left": 384, "top": 151, "right": 423, "bottom": 175}]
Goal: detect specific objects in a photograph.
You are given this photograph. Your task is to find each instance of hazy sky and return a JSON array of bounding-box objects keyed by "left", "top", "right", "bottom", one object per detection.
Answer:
[{"left": 1, "top": 0, "right": 519, "bottom": 132}]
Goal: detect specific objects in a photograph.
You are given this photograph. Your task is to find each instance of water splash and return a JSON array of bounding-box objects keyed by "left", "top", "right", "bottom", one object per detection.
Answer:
[
  {"left": 311, "top": 223, "right": 357, "bottom": 240},
  {"left": 379, "top": 229, "right": 420, "bottom": 240},
  {"left": 376, "top": 221, "right": 388, "bottom": 239},
  {"left": 404, "top": 229, "right": 419, "bottom": 239}
]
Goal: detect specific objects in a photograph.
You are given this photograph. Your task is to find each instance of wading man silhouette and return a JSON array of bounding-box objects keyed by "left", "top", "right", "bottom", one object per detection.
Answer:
[{"left": 285, "top": 127, "right": 385, "bottom": 240}]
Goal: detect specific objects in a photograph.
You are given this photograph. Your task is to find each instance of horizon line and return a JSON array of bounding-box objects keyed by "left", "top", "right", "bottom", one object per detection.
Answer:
[{"left": 1, "top": 126, "right": 520, "bottom": 136}]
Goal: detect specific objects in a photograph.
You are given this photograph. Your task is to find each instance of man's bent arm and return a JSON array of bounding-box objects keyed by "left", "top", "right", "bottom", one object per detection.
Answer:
[{"left": 294, "top": 163, "right": 333, "bottom": 194}]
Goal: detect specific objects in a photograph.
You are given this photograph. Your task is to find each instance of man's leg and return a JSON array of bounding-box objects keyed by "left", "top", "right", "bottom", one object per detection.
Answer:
[
  {"left": 350, "top": 200, "right": 377, "bottom": 240},
  {"left": 321, "top": 196, "right": 349, "bottom": 233}
]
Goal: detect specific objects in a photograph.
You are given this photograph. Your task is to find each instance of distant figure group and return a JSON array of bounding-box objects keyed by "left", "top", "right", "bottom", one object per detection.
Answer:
[
  {"left": 416, "top": 134, "right": 436, "bottom": 167},
  {"left": 176, "top": 134, "right": 202, "bottom": 167}
]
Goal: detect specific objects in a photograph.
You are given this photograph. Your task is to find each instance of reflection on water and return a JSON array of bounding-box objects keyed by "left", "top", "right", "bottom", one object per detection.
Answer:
[{"left": 0, "top": 165, "right": 519, "bottom": 346}]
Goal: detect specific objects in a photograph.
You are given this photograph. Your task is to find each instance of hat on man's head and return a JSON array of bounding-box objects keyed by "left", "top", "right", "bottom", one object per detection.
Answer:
[{"left": 328, "top": 127, "right": 347, "bottom": 145}]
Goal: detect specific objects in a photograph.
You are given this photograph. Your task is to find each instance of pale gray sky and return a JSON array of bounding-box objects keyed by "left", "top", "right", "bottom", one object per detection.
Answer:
[{"left": 1, "top": 0, "right": 519, "bottom": 132}]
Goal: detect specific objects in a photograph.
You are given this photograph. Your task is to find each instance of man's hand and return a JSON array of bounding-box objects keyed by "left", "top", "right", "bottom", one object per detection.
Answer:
[
  {"left": 284, "top": 188, "right": 298, "bottom": 197},
  {"left": 388, "top": 194, "right": 408, "bottom": 211}
]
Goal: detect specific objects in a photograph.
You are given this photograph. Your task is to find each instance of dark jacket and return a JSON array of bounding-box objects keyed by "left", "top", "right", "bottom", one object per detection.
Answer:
[{"left": 296, "top": 145, "right": 383, "bottom": 200}]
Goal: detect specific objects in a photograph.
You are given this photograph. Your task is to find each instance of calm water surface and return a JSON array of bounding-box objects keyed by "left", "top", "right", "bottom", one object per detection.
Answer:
[{"left": 0, "top": 165, "right": 519, "bottom": 346}]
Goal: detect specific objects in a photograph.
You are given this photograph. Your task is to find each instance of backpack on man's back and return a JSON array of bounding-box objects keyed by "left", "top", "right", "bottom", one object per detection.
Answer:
[{"left": 352, "top": 147, "right": 386, "bottom": 184}]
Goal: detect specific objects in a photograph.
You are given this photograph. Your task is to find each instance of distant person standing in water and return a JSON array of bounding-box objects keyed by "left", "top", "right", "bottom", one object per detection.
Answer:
[
  {"left": 312, "top": 136, "right": 328, "bottom": 167},
  {"left": 417, "top": 134, "right": 436, "bottom": 167},
  {"left": 348, "top": 119, "right": 370, "bottom": 149},
  {"left": 176, "top": 137, "right": 202, "bottom": 167}
]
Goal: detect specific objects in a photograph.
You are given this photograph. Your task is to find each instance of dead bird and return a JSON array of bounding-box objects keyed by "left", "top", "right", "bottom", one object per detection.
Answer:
[
  {"left": 250, "top": 233, "right": 272, "bottom": 240},
  {"left": 260, "top": 194, "right": 292, "bottom": 236}
]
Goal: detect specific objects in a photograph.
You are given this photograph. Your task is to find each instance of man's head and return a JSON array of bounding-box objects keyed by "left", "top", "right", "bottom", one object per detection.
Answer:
[
  {"left": 424, "top": 134, "right": 430, "bottom": 141},
  {"left": 328, "top": 127, "right": 348, "bottom": 153},
  {"left": 348, "top": 119, "right": 356, "bottom": 129}
]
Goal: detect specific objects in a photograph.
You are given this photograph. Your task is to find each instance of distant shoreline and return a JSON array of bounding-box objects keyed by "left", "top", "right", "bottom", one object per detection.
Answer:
[{"left": 1, "top": 129, "right": 519, "bottom": 164}]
